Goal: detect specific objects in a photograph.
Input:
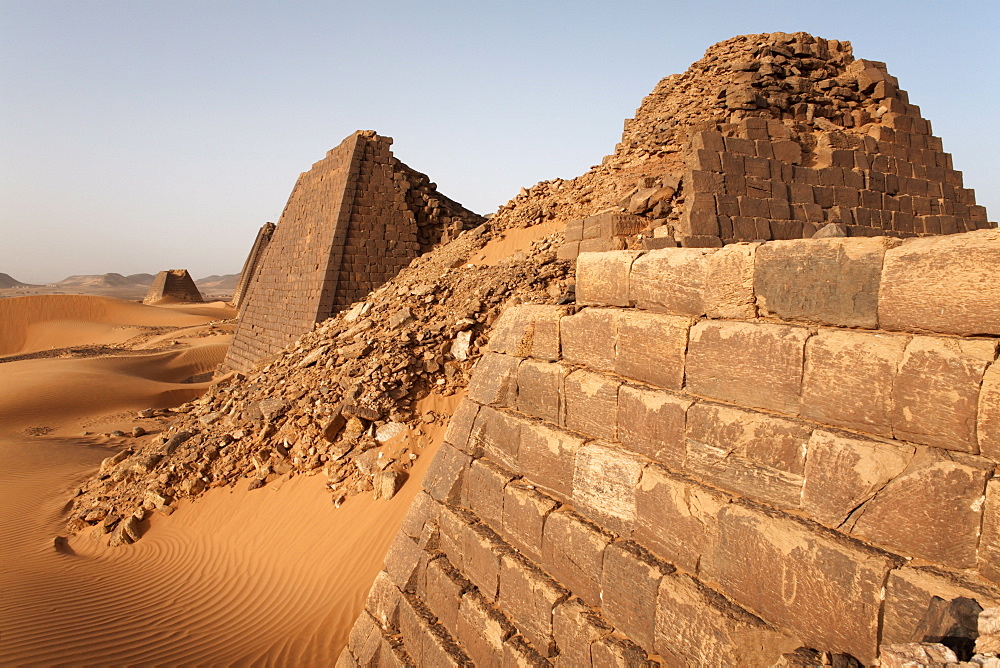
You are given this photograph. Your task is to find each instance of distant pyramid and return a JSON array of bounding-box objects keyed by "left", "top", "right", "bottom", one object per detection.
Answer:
[
  {"left": 223, "top": 130, "right": 482, "bottom": 373},
  {"left": 143, "top": 269, "right": 203, "bottom": 304}
]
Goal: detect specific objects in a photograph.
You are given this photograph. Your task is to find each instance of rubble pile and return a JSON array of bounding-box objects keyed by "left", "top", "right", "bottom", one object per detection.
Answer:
[{"left": 66, "top": 224, "right": 572, "bottom": 546}]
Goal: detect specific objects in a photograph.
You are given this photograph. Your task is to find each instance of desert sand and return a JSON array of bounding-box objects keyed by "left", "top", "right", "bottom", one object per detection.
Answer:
[{"left": 0, "top": 295, "right": 450, "bottom": 664}]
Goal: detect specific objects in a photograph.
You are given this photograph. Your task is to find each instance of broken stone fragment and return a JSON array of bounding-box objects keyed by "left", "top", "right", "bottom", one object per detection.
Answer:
[
  {"left": 163, "top": 430, "right": 193, "bottom": 455},
  {"left": 258, "top": 397, "right": 289, "bottom": 421},
  {"left": 388, "top": 307, "right": 413, "bottom": 329},
  {"left": 878, "top": 642, "right": 958, "bottom": 667},
  {"left": 375, "top": 422, "right": 406, "bottom": 443},
  {"left": 343, "top": 404, "right": 382, "bottom": 421},
  {"left": 131, "top": 426, "right": 146, "bottom": 437},
  {"left": 99, "top": 448, "right": 133, "bottom": 473},
  {"left": 199, "top": 412, "right": 223, "bottom": 426},
  {"left": 373, "top": 470, "right": 407, "bottom": 500},
  {"left": 451, "top": 330, "right": 472, "bottom": 360},
  {"left": 977, "top": 607, "right": 1000, "bottom": 655}
]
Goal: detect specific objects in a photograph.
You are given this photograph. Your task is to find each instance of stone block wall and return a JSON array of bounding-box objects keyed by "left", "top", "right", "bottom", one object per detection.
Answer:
[
  {"left": 142, "top": 269, "right": 203, "bottom": 305},
  {"left": 231, "top": 221, "right": 275, "bottom": 310},
  {"left": 341, "top": 229, "right": 1000, "bottom": 665},
  {"left": 223, "top": 131, "right": 482, "bottom": 373}
]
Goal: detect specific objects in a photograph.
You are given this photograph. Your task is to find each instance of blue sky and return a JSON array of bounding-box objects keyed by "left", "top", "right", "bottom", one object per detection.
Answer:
[{"left": 2, "top": 0, "right": 998, "bottom": 284}]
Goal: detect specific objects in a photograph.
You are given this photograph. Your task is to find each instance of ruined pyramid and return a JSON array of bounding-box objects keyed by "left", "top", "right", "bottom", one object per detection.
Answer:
[{"left": 143, "top": 269, "right": 203, "bottom": 305}]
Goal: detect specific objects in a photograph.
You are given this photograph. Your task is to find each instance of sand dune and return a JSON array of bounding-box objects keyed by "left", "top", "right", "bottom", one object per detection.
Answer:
[{"left": 0, "top": 294, "right": 232, "bottom": 356}]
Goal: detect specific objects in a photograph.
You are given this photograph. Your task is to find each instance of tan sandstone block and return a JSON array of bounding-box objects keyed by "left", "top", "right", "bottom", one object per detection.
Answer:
[
  {"left": 456, "top": 589, "right": 515, "bottom": 668},
  {"left": 485, "top": 304, "right": 567, "bottom": 360},
  {"left": 685, "top": 321, "right": 810, "bottom": 415},
  {"left": 464, "top": 457, "right": 515, "bottom": 532},
  {"left": 541, "top": 509, "right": 612, "bottom": 609},
  {"left": 890, "top": 336, "right": 997, "bottom": 452},
  {"left": 980, "top": 362, "right": 1000, "bottom": 461},
  {"left": 573, "top": 441, "right": 645, "bottom": 536},
  {"left": 629, "top": 247, "right": 715, "bottom": 315},
  {"left": 712, "top": 502, "right": 896, "bottom": 664},
  {"left": 685, "top": 402, "right": 810, "bottom": 509},
  {"left": 634, "top": 463, "right": 729, "bottom": 575},
  {"left": 501, "top": 482, "right": 558, "bottom": 562},
  {"left": 801, "top": 329, "right": 909, "bottom": 437},
  {"left": 618, "top": 385, "right": 692, "bottom": 469},
  {"left": 614, "top": 311, "right": 691, "bottom": 389},
  {"left": 560, "top": 307, "right": 620, "bottom": 372},
  {"left": 467, "top": 352, "right": 520, "bottom": 408},
  {"left": 424, "top": 556, "right": 468, "bottom": 632},
  {"left": 443, "top": 398, "right": 480, "bottom": 453},
  {"left": 515, "top": 359, "right": 567, "bottom": 423},
  {"left": 423, "top": 442, "right": 472, "bottom": 505},
  {"left": 517, "top": 420, "right": 584, "bottom": 501},
  {"left": 468, "top": 406, "right": 522, "bottom": 473},
  {"left": 552, "top": 599, "right": 612, "bottom": 668},
  {"left": 498, "top": 552, "right": 569, "bottom": 657},
  {"left": 879, "top": 230, "right": 1000, "bottom": 336},
  {"left": 655, "top": 572, "right": 797, "bottom": 666},
  {"left": 563, "top": 369, "right": 620, "bottom": 441},
  {"left": 704, "top": 242, "right": 758, "bottom": 319},
  {"left": 576, "top": 251, "right": 643, "bottom": 307},
  {"left": 591, "top": 635, "right": 650, "bottom": 666},
  {"left": 754, "top": 237, "right": 900, "bottom": 328},
  {"left": 602, "top": 541, "right": 674, "bottom": 654},
  {"left": 982, "top": 479, "right": 1000, "bottom": 583}
]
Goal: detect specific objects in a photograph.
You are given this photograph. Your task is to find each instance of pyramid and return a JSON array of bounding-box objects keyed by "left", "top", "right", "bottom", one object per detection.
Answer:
[
  {"left": 230, "top": 221, "right": 275, "bottom": 310},
  {"left": 223, "top": 131, "right": 483, "bottom": 373},
  {"left": 142, "top": 269, "right": 203, "bottom": 304}
]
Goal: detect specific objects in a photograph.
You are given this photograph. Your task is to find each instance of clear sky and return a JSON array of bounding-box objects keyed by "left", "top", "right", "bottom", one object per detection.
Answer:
[{"left": 2, "top": 0, "right": 998, "bottom": 284}]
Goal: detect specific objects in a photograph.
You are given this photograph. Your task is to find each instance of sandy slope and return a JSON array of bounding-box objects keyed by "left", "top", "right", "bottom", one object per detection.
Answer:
[{"left": 0, "top": 293, "right": 456, "bottom": 664}]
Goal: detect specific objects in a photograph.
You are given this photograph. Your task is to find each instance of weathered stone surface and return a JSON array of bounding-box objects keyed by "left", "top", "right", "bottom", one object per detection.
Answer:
[
  {"left": 685, "top": 402, "right": 810, "bottom": 509},
  {"left": 576, "top": 251, "right": 643, "bottom": 307},
  {"left": 704, "top": 242, "right": 758, "bottom": 319},
  {"left": 464, "top": 457, "right": 515, "bottom": 532},
  {"left": 347, "top": 611, "right": 381, "bottom": 666},
  {"left": 590, "top": 634, "right": 649, "bottom": 667},
  {"left": 399, "top": 491, "right": 439, "bottom": 540},
  {"left": 486, "top": 304, "right": 567, "bottom": 361},
  {"left": 754, "top": 237, "right": 899, "bottom": 328},
  {"left": 424, "top": 556, "right": 468, "bottom": 631},
  {"left": 982, "top": 479, "right": 1000, "bottom": 583},
  {"left": 423, "top": 442, "right": 471, "bottom": 504},
  {"left": 655, "top": 572, "right": 796, "bottom": 666},
  {"left": 499, "top": 552, "right": 569, "bottom": 656},
  {"left": 517, "top": 420, "right": 583, "bottom": 501},
  {"left": 552, "top": 598, "right": 612, "bottom": 667},
  {"left": 801, "top": 430, "right": 913, "bottom": 529},
  {"left": 879, "top": 230, "right": 1000, "bottom": 336},
  {"left": 501, "top": 634, "right": 551, "bottom": 667},
  {"left": 468, "top": 406, "right": 522, "bottom": 473},
  {"left": 849, "top": 449, "right": 991, "bottom": 568},
  {"left": 685, "top": 321, "right": 810, "bottom": 415},
  {"left": 437, "top": 504, "right": 474, "bottom": 574},
  {"left": 879, "top": 643, "right": 959, "bottom": 668},
  {"left": 501, "top": 482, "right": 558, "bottom": 562},
  {"left": 373, "top": 470, "right": 407, "bottom": 500},
  {"left": 634, "top": 464, "right": 728, "bottom": 575},
  {"left": 712, "top": 502, "right": 896, "bottom": 664},
  {"left": 573, "top": 441, "right": 645, "bottom": 536},
  {"left": 890, "top": 336, "right": 997, "bottom": 452},
  {"left": 468, "top": 353, "right": 521, "bottom": 409},
  {"left": 560, "top": 307, "right": 620, "bottom": 372},
  {"left": 979, "top": 362, "right": 1000, "bottom": 461},
  {"left": 882, "top": 566, "right": 1000, "bottom": 654},
  {"left": 365, "top": 570, "right": 402, "bottom": 632},
  {"left": 562, "top": 369, "right": 620, "bottom": 441},
  {"left": 629, "top": 247, "right": 715, "bottom": 315},
  {"left": 515, "top": 359, "right": 567, "bottom": 423},
  {"left": 617, "top": 385, "right": 691, "bottom": 469},
  {"left": 464, "top": 523, "right": 508, "bottom": 601},
  {"left": 614, "top": 311, "right": 691, "bottom": 390},
  {"left": 602, "top": 541, "right": 673, "bottom": 654},
  {"left": 443, "top": 398, "right": 480, "bottom": 452},
  {"left": 455, "top": 589, "right": 515, "bottom": 668},
  {"left": 801, "top": 329, "right": 908, "bottom": 437},
  {"left": 541, "top": 509, "right": 612, "bottom": 609},
  {"left": 977, "top": 606, "right": 1000, "bottom": 655},
  {"left": 383, "top": 532, "right": 423, "bottom": 591}
]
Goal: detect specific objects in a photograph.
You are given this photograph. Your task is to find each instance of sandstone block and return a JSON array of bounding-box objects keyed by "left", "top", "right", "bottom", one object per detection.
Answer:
[
  {"left": 560, "top": 307, "right": 620, "bottom": 372},
  {"left": 517, "top": 420, "right": 584, "bottom": 501},
  {"left": 455, "top": 589, "right": 515, "bottom": 668},
  {"left": 486, "top": 305, "right": 566, "bottom": 360},
  {"left": 878, "top": 230, "right": 1000, "bottom": 336},
  {"left": 552, "top": 598, "right": 612, "bottom": 668},
  {"left": 982, "top": 479, "right": 1000, "bottom": 583},
  {"left": 423, "top": 442, "right": 472, "bottom": 505},
  {"left": 502, "top": 635, "right": 550, "bottom": 667},
  {"left": 685, "top": 321, "right": 810, "bottom": 415},
  {"left": 882, "top": 566, "right": 1000, "bottom": 651},
  {"left": 573, "top": 441, "right": 645, "bottom": 536},
  {"left": 614, "top": 311, "right": 691, "bottom": 390},
  {"left": 655, "top": 572, "right": 796, "bottom": 666},
  {"left": 890, "top": 336, "right": 996, "bottom": 452},
  {"left": 617, "top": 385, "right": 692, "bottom": 469},
  {"left": 628, "top": 247, "right": 714, "bottom": 316},
  {"left": 591, "top": 635, "right": 649, "bottom": 667},
  {"left": 754, "top": 237, "right": 900, "bottom": 328},
  {"left": 468, "top": 406, "right": 522, "bottom": 473},
  {"left": 851, "top": 450, "right": 992, "bottom": 568},
  {"left": 979, "top": 362, "right": 1000, "bottom": 460},
  {"left": 348, "top": 611, "right": 382, "bottom": 666},
  {"left": 443, "top": 398, "right": 480, "bottom": 453},
  {"left": 541, "top": 509, "right": 612, "bottom": 609},
  {"left": 468, "top": 352, "right": 520, "bottom": 408},
  {"left": 501, "top": 482, "right": 558, "bottom": 562},
  {"left": 562, "top": 369, "right": 620, "bottom": 441},
  {"left": 685, "top": 402, "right": 810, "bottom": 509},
  {"left": 634, "top": 464, "right": 728, "bottom": 575},
  {"left": 437, "top": 504, "right": 475, "bottom": 574},
  {"left": 399, "top": 491, "right": 439, "bottom": 540},
  {"left": 704, "top": 242, "right": 758, "bottom": 319},
  {"left": 801, "top": 329, "right": 908, "bottom": 437},
  {"left": 499, "top": 552, "right": 569, "bottom": 656},
  {"left": 713, "top": 502, "right": 896, "bottom": 664},
  {"left": 383, "top": 532, "right": 423, "bottom": 591},
  {"left": 425, "top": 557, "right": 468, "bottom": 631},
  {"left": 601, "top": 541, "right": 673, "bottom": 654},
  {"left": 465, "top": 457, "right": 515, "bottom": 532},
  {"left": 515, "top": 359, "right": 567, "bottom": 423},
  {"left": 365, "top": 570, "right": 402, "bottom": 632},
  {"left": 464, "top": 523, "right": 508, "bottom": 600},
  {"left": 576, "top": 251, "right": 643, "bottom": 307}
]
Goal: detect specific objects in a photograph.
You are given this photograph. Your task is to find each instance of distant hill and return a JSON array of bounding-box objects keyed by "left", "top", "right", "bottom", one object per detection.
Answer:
[
  {"left": 54, "top": 273, "right": 155, "bottom": 288},
  {"left": 195, "top": 274, "right": 239, "bottom": 291},
  {"left": 0, "top": 273, "right": 36, "bottom": 289}
]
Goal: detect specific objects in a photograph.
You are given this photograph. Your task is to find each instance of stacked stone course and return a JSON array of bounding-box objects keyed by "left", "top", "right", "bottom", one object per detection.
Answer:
[
  {"left": 142, "top": 269, "right": 203, "bottom": 305},
  {"left": 230, "top": 221, "right": 275, "bottom": 310},
  {"left": 342, "top": 229, "right": 1000, "bottom": 665},
  {"left": 224, "top": 131, "right": 482, "bottom": 373}
]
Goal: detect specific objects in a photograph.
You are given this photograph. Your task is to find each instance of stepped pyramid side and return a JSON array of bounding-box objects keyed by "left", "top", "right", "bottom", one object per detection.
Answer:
[
  {"left": 142, "top": 269, "right": 203, "bottom": 305},
  {"left": 230, "top": 221, "right": 275, "bottom": 310},
  {"left": 223, "top": 131, "right": 482, "bottom": 373}
]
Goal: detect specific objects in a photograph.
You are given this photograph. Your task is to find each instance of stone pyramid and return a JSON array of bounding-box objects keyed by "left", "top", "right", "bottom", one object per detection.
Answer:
[{"left": 143, "top": 269, "right": 203, "bottom": 305}]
